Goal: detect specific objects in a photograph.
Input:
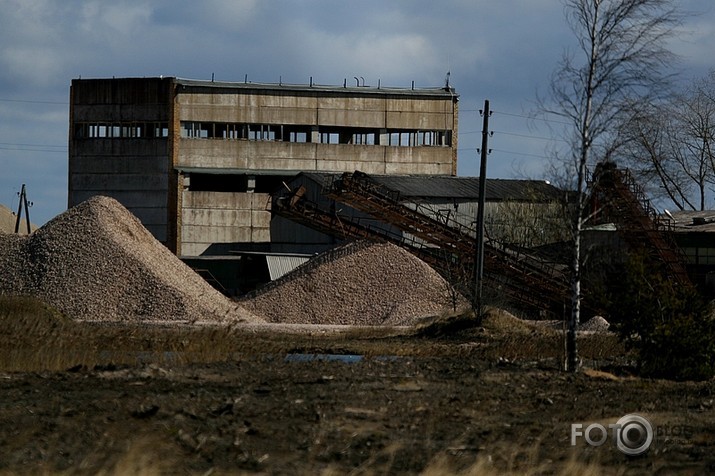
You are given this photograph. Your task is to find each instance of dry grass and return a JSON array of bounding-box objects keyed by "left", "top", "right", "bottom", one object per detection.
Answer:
[
  {"left": 0, "top": 296, "right": 644, "bottom": 475},
  {"left": 0, "top": 431, "right": 613, "bottom": 476},
  {"left": 0, "top": 295, "right": 627, "bottom": 373}
]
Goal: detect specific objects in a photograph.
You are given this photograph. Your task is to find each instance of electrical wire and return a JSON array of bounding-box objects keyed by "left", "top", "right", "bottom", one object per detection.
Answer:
[
  {"left": 0, "top": 146, "right": 67, "bottom": 153},
  {"left": 0, "top": 97, "right": 68, "bottom": 105}
]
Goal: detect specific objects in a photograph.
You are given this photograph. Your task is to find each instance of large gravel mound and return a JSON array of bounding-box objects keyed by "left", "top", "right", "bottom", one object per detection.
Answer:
[
  {"left": 0, "top": 196, "right": 259, "bottom": 324},
  {"left": 242, "top": 241, "right": 467, "bottom": 326}
]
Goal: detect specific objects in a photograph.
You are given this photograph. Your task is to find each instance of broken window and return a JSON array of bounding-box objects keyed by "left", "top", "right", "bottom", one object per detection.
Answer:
[
  {"left": 181, "top": 122, "right": 209, "bottom": 138},
  {"left": 248, "top": 124, "right": 277, "bottom": 141},
  {"left": 284, "top": 125, "right": 311, "bottom": 143},
  {"left": 320, "top": 132, "right": 340, "bottom": 144},
  {"left": 176, "top": 121, "right": 452, "bottom": 147},
  {"left": 75, "top": 122, "right": 169, "bottom": 139}
]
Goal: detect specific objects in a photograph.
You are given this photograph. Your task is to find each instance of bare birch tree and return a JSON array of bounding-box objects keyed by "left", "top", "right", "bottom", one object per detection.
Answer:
[{"left": 540, "top": 0, "right": 682, "bottom": 372}]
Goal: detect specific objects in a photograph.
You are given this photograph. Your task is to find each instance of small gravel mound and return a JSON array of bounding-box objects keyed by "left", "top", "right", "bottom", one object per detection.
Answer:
[
  {"left": 0, "top": 196, "right": 259, "bottom": 324},
  {"left": 580, "top": 315, "right": 610, "bottom": 332},
  {"left": 242, "top": 240, "right": 467, "bottom": 326}
]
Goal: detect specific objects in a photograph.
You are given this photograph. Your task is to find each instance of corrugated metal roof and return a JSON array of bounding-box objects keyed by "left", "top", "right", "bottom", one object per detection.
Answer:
[
  {"left": 266, "top": 255, "right": 310, "bottom": 280},
  {"left": 299, "top": 172, "right": 563, "bottom": 202},
  {"left": 666, "top": 210, "right": 715, "bottom": 232}
]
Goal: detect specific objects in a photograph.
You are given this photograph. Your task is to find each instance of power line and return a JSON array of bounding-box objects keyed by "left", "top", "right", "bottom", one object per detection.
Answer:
[
  {"left": 492, "top": 130, "right": 570, "bottom": 143},
  {"left": 492, "top": 110, "right": 573, "bottom": 126},
  {"left": 457, "top": 146, "right": 552, "bottom": 160},
  {"left": 0, "top": 141, "right": 65, "bottom": 148},
  {"left": 462, "top": 107, "right": 573, "bottom": 126},
  {"left": 461, "top": 129, "right": 569, "bottom": 143},
  {"left": 0, "top": 146, "right": 66, "bottom": 153},
  {"left": 490, "top": 148, "right": 551, "bottom": 160},
  {"left": 0, "top": 97, "right": 68, "bottom": 105}
]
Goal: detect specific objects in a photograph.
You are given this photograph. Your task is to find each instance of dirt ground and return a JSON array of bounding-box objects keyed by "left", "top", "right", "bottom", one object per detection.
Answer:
[{"left": 1, "top": 313, "right": 714, "bottom": 475}]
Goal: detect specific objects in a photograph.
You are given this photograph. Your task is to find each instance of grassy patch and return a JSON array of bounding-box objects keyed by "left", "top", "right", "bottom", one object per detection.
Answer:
[{"left": 0, "top": 295, "right": 627, "bottom": 372}]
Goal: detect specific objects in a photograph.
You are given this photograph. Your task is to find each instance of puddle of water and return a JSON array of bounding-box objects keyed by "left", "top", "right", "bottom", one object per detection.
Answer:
[
  {"left": 284, "top": 354, "right": 402, "bottom": 363},
  {"left": 284, "top": 353, "right": 364, "bottom": 363},
  {"left": 94, "top": 351, "right": 401, "bottom": 365}
]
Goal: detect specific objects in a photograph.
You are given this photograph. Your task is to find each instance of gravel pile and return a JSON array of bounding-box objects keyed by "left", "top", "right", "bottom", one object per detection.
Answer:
[
  {"left": 532, "top": 316, "right": 612, "bottom": 333},
  {"left": 580, "top": 315, "right": 611, "bottom": 332},
  {"left": 242, "top": 240, "right": 467, "bottom": 326},
  {"left": 0, "top": 196, "right": 259, "bottom": 324}
]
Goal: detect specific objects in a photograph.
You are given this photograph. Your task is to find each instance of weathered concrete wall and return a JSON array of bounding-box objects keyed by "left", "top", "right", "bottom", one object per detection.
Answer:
[
  {"left": 177, "top": 91, "right": 456, "bottom": 131},
  {"left": 177, "top": 141, "right": 453, "bottom": 175},
  {"left": 69, "top": 78, "right": 172, "bottom": 243},
  {"left": 175, "top": 86, "right": 457, "bottom": 179},
  {"left": 180, "top": 191, "right": 271, "bottom": 256},
  {"left": 179, "top": 93, "right": 318, "bottom": 125},
  {"left": 68, "top": 145, "right": 170, "bottom": 242}
]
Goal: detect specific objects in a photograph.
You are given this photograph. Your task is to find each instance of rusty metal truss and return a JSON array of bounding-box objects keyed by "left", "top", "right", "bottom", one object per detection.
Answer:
[
  {"left": 588, "top": 162, "right": 691, "bottom": 287},
  {"left": 273, "top": 172, "right": 571, "bottom": 314}
]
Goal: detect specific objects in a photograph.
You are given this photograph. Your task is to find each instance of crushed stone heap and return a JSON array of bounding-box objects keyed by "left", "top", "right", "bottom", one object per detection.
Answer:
[
  {"left": 580, "top": 315, "right": 611, "bottom": 332},
  {"left": 242, "top": 240, "right": 467, "bottom": 326},
  {"left": 0, "top": 196, "right": 259, "bottom": 324}
]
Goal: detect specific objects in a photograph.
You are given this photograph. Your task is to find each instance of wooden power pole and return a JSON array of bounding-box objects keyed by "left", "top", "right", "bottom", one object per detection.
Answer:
[
  {"left": 14, "top": 184, "right": 32, "bottom": 234},
  {"left": 474, "top": 100, "right": 491, "bottom": 323}
]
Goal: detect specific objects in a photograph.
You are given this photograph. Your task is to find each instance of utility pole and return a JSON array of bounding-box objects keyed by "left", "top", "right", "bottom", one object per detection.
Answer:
[
  {"left": 14, "top": 184, "right": 32, "bottom": 234},
  {"left": 474, "top": 100, "right": 491, "bottom": 324}
]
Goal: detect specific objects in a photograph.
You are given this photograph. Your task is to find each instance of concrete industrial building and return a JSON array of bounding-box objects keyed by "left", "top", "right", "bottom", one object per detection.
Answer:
[{"left": 68, "top": 77, "right": 460, "bottom": 259}]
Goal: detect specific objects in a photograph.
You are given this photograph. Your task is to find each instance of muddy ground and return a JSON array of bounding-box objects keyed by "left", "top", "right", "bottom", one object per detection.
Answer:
[{"left": 0, "top": 312, "right": 714, "bottom": 475}]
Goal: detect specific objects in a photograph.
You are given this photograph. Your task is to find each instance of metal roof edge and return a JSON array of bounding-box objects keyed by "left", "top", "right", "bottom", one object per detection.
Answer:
[{"left": 173, "top": 77, "right": 459, "bottom": 98}]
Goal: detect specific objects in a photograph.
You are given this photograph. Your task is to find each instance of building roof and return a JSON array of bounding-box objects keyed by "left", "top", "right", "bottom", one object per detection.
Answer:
[
  {"left": 299, "top": 172, "right": 563, "bottom": 202},
  {"left": 665, "top": 210, "right": 715, "bottom": 233},
  {"left": 173, "top": 77, "right": 459, "bottom": 99}
]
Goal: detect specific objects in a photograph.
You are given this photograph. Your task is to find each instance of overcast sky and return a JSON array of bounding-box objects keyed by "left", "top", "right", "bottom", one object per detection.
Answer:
[{"left": 1, "top": 0, "right": 713, "bottom": 225}]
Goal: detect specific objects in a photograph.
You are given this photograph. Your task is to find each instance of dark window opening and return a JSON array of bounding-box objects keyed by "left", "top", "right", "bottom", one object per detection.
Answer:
[
  {"left": 189, "top": 174, "right": 248, "bottom": 192},
  {"left": 254, "top": 175, "right": 293, "bottom": 194},
  {"left": 75, "top": 122, "right": 168, "bottom": 139},
  {"left": 284, "top": 125, "right": 312, "bottom": 143},
  {"left": 187, "top": 173, "right": 294, "bottom": 194},
  {"left": 176, "top": 121, "right": 452, "bottom": 147},
  {"left": 318, "top": 126, "right": 379, "bottom": 145}
]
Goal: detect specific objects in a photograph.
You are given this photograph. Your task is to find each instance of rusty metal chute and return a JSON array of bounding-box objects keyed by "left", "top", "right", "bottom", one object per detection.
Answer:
[
  {"left": 273, "top": 172, "right": 571, "bottom": 314},
  {"left": 587, "top": 162, "right": 691, "bottom": 287}
]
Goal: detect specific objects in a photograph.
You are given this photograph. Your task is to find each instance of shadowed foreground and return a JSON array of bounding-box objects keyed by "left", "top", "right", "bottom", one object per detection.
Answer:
[{"left": 0, "top": 297, "right": 713, "bottom": 475}]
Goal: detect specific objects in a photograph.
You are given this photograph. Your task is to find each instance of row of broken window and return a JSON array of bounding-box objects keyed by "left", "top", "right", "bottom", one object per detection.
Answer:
[
  {"left": 178, "top": 121, "right": 452, "bottom": 147},
  {"left": 73, "top": 120, "right": 453, "bottom": 148},
  {"left": 74, "top": 122, "right": 169, "bottom": 139}
]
